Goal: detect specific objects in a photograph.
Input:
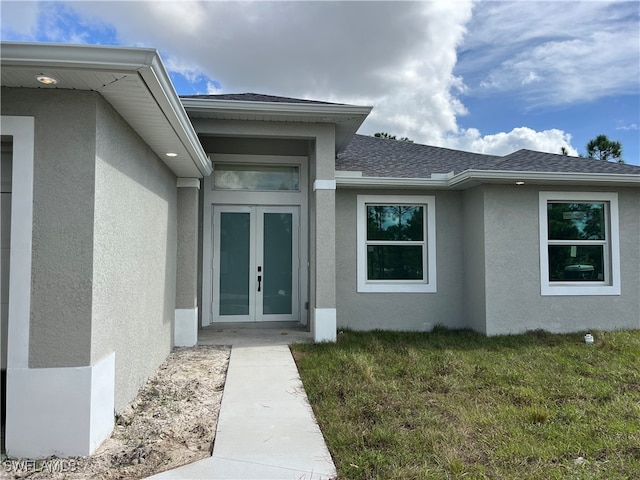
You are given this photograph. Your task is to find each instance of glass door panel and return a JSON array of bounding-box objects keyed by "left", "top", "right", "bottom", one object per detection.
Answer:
[
  {"left": 262, "top": 212, "right": 293, "bottom": 315},
  {"left": 219, "top": 212, "right": 251, "bottom": 316}
]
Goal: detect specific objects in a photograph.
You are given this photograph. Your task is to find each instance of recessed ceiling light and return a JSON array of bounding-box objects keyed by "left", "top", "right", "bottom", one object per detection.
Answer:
[
  {"left": 36, "top": 75, "right": 58, "bottom": 85},
  {"left": 515, "top": 181, "right": 525, "bottom": 185},
  {"left": 166, "top": 152, "right": 178, "bottom": 157}
]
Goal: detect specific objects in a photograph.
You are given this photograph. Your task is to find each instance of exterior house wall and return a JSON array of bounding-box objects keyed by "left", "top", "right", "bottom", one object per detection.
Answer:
[
  {"left": 91, "top": 97, "right": 176, "bottom": 411},
  {"left": 462, "top": 186, "right": 487, "bottom": 334},
  {"left": 2, "top": 88, "right": 96, "bottom": 368},
  {"left": 483, "top": 185, "right": 640, "bottom": 336},
  {"left": 335, "top": 189, "right": 466, "bottom": 331},
  {"left": 2, "top": 89, "right": 178, "bottom": 456}
]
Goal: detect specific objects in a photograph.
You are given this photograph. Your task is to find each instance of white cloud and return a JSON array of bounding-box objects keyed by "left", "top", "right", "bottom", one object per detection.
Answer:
[
  {"left": 0, "top": 1, "right": 39, "bottom": 38},
  {"left": 57, "top": 1, "right": 477, "bottom": 147},
  {"left": 617, "top": 123, "right": 638, "bottom": 131},
  {"left": 3, "top": 1, "right": 636, "bottom": 160},
  {"left": 458, "top": 1, "right": 640, "bottom": 106},
  {"left": 444, "top": 127, "right": 579, "bottom": 157},
  {"left": 521, "top": 71, "right": 540, "bottom": 86}
]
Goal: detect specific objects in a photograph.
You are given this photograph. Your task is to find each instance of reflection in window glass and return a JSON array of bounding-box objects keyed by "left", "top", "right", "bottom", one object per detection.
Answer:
[
  {"left": 367, "top": 206, "right": 423, "bottom": 241},
  {"left": 548, "top": 245, "right": 604, "bottom": 281},
  {"left": 367, "top": 245, "right": 423, "bottom": 280},
  {"left": 364, "top": 204, "right": 426, "bottom": 282},
  {"left": 547, "top": 202, "right": 605, "bottom": 240},
  {"left": 214, "top": 164, "right": 299, "bottom": 191},
  {"left": 545, "top": 201, "right": 608, "bottom": 284}
]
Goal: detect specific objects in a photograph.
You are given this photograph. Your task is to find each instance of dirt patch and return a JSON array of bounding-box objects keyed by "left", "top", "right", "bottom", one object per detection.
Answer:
[{"left": 3, "top": 346, "right": 230, "bottom": 480}]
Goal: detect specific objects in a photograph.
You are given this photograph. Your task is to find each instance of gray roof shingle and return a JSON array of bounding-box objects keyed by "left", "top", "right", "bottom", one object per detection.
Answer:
[
  {"left": 337, "top": 135, "right": 640, "bottom": 177},
  {"left": 482, "top": 149, "right": 640, "bottom": 174},
  {"left": 337, "top": 135, "right": 498, "bottom": 177}
]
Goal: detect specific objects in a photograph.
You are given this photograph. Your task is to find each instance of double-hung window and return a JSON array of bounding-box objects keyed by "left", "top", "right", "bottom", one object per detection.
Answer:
[
  {"left": 357, "top": 195, "right": 436, "bottom": 293},
  {"left": 539, "top": 192, "right": 620, "bottom": 296}
]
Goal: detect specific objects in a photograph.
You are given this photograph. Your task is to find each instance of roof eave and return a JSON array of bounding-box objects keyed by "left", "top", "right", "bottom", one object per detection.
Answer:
[
  {"left": 335, "top": 175, "right": 450, "bottom": 189},
  {"left": 137, "top": 56, "right": 212, "bottom": 176},
  {"left": 1, "top": 42, "right": 212, "bottom": 177},
  {"left": 181, "top": 97, "right": 372, "bottom": 154},
  {"left": 335, "top": 169, "right": 640, "bottom": 189},
  {"left": 181, "top": 97, "right": 372, "bottom": 117},
  {"left": 450, "top": 170, "right": 640, "bottom": 188}
]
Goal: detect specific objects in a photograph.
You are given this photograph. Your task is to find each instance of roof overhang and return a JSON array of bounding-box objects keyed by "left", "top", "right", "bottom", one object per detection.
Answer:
[
  {"left": 181, "top": 97, "right": 372, "bottom": 154},
  {"left": 336, "top": 169, "right": 640, "bottom": 189},
  {"left": 1, "top": 42, "right": 211, "bottom": 177}
]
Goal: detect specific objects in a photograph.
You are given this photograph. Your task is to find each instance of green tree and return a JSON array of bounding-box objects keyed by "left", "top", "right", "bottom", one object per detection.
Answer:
[
  {"left": 585, "top": 134, "right": 624, "bottom": 163},
  {"left": 374, "top": 132, "right": 413, "bottom": 143}
]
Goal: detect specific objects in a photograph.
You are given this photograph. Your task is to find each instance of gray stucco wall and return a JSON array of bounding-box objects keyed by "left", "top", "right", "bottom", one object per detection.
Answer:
[
  {"left": 91, "top": 97, "right": 176, "bottom": 411},
  {"left": 335, "top": 189, "right": 466, "bottom": 331},
  {"left": 176, "top": 187, "right": 198, "bottom": 309},
  {"left": 483, "top": 185, "right": 640, "bottom": 336},
  {"left": 462, "top": 186, "right": 487, "bottom": 334},
  {"left": 2, "top": 88, "right": 96, "bottom": 368}
]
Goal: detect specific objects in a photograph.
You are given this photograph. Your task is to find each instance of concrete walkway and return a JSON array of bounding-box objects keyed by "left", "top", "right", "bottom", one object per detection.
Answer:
[{"left": 148, "top": 324, "right": 336, "bottom": 480}]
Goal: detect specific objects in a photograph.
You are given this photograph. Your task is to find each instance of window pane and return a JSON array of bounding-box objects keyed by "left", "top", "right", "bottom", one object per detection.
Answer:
[
  {"left": 547, "top": 202, "right": 605, "bottom": 240},
  {"left": 548, "top": 245, "right": 604, "bottom": 282},
  {"left": 367, "top": 205, "right": 424, "bottom": 241},
  {"left": 367, "top": 245, "right": 424, "bottom": 280},
  {"left": 214, "top": 164, "right": 299, "bottom": 191}
]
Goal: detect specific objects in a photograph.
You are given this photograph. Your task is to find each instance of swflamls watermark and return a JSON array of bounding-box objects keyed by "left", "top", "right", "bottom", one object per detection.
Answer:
[{"left": 3, "top": 459, "right": 78, "bottom": 473}]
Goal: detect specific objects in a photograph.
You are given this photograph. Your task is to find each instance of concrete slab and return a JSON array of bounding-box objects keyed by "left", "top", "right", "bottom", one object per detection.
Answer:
[{"left": 147, "top": 325, "right": 336, "bottom": 480}]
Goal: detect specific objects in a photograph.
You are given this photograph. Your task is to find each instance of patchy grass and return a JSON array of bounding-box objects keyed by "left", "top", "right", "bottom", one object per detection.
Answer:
[{"left": 291, "top": 329, "right": 640, "bottom": 479}]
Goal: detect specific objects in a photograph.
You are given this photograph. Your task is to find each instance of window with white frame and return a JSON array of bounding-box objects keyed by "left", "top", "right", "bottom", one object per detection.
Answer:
[
  {"left": 357, "top": 195, "right": 436, "bottom": 293},
  {"left": 539, "top": 192, "right": 620, "bottom": 296}
]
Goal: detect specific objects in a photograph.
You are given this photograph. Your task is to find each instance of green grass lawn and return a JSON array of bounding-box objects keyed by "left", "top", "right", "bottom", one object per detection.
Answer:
[{"left": 291, "top": 329, "right": 640, "bottom": 479}]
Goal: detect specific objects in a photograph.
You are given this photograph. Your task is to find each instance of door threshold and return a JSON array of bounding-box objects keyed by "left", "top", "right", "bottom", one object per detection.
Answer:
[{"left": 203, "top": 321, "right": 307, "bottom": 331}]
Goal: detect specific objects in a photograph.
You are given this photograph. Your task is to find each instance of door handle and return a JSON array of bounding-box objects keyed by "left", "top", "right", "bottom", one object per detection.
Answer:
[{"left": 257, "top": 275, "right": 262, "bottom": 292}]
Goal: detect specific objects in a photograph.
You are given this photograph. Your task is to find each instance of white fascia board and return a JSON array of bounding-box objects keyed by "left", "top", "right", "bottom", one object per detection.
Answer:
[
  {"left": 137, "top": 59, "right": 212, "bottom": 176},
  {"left": 450, "top": 169, "right": 640, "bottom": 188},
  {"left": 0, "top": 42, "right": 159, "bottom": 71},
  {"left": 181, "top": 97, "right": 373, "bottom": 120},
  {"left": 336, "top": 176, "right": 450, "bottom": 189}
]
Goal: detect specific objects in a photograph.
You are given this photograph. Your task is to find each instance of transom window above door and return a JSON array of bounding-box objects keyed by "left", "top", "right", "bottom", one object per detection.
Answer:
[{"left": 213, "top": 163, "right": 300, "bottom": 191}]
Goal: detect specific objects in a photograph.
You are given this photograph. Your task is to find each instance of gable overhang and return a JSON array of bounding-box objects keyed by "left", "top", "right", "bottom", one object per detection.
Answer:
[
  {"left": 1, "top": 42, "right": 211, "bottom": 177},
  {"left": 181, "top": 97, "right": 372, "bottom": 154},
  {"left": 335, "top": 169, "right": 640, "bottom": 189}
]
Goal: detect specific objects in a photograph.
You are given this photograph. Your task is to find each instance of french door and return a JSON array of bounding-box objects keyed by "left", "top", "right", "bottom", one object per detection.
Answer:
[{"left": 212, "top": 205, "right": 300, "bottom": 322}]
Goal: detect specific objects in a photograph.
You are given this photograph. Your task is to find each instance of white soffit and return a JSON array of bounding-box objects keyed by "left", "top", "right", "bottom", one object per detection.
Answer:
[{"left": 0, "top": 42, "right": 211, "bottom": 177}]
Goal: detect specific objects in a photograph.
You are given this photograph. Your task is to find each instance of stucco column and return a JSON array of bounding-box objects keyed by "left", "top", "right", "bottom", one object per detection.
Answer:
[
  {"left": 175, "top": 178, "right": 200, "bottom": 346},
  {"left": 311, "top": 128, "right": 337, "bottom": 342}
]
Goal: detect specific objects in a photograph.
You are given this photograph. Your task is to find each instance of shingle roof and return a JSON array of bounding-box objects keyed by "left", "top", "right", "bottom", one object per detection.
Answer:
[
  {"left": 337, "top": 135, "right": 640, "bottom": 177},
  {"left": 337, "top": 135, "right": 499, "bottom": 177},
  {"left": 181, "top": 92, "right": 342, "bottom": 105},
  {"left": 482, "top": 149, "right": 640, "bottom": 174}
]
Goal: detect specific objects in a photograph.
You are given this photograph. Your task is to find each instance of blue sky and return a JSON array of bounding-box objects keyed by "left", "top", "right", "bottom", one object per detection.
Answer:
[{"left": 2, "top": 1, "right": 639, "bottom": 164}]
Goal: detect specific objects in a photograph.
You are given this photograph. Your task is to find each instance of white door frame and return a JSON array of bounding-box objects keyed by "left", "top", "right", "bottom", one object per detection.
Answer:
[
  {"left": 211, "top": 205, "right": 300, "bottom": 323},
  {"left": 202, "top": 155, "right": 308, "bottom": 327}
]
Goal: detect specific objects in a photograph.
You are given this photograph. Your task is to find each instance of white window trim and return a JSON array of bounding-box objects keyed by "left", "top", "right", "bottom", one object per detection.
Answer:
[
  {"left": 357, "top": 194, "right": 436, "bottom": 293},
  {"left": 539, "top": 191, "right": 621, "bottom": 296}
]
